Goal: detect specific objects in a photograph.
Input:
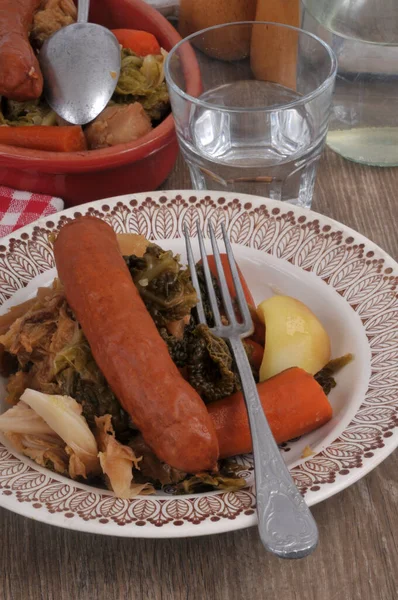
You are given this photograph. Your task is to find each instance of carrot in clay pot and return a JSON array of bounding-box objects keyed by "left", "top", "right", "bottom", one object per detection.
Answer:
[
  {"left": 179, "top": 0, "right": 257, "bottom": 61},
  {"left": 250, "top": 0, "right": 300, "bottom": 90},
  {"left": 0, "top": 125, "right": 87, "bottom": 152},
  {"left": 208, "top": 367, "right": 333, "bottom": 458},
  {"left": 111, "top": 30, "right": 161, "bottom": 56}
]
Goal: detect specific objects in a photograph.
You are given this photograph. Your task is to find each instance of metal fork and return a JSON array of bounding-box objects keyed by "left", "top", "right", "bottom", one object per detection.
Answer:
[{"left": 184, "top": 221, "right": 319, "bottom": 559}]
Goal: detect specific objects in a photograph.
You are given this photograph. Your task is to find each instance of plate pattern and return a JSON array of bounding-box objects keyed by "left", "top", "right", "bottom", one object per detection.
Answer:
[{"left": 0, "top": 193, "right": 397, "bottom": 529}]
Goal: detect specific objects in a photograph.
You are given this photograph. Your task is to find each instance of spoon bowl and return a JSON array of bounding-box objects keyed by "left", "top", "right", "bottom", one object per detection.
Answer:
[{"left": 39, "top": 6, "right": 121, "bottom": 125}]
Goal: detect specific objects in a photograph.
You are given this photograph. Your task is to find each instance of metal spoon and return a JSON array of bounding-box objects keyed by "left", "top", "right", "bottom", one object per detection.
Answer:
[{"left": 39, "top": 0, "right": 121, "bottom": 125}]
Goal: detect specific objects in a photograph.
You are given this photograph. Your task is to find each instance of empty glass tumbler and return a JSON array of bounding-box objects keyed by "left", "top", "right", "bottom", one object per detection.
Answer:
[{"left": 165, "top": 22, "right": 337, "bottom": 208}]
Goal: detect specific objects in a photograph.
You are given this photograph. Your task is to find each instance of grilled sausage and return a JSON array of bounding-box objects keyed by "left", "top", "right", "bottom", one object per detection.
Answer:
[
  {"left": 54, "top": 217, "right": 219, "bottom": 473},
  {"left": 0, "top": 0, "right": 43, "bottom": 100}
]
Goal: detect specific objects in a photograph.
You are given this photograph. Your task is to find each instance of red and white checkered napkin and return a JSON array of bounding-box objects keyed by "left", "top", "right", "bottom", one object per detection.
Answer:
[{"left": 0, "top": 186, "right": 64, "bottom": 238}]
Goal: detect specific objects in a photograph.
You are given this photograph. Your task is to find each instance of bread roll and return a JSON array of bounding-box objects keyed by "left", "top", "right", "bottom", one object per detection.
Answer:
[
  {"left": 251, "top": 0, "right": 300, "bottom": 90},
  {"left": 179, "top": 0, "right": 257, "bottom": 61}
]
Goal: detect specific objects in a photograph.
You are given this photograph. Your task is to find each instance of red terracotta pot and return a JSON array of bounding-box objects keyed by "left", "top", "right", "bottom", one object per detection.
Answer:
[{"left": 0, "top": 0, "right": 197, "bottom": 207}]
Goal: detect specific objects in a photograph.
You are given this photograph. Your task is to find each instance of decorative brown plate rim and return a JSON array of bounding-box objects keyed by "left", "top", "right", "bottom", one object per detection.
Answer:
[{"left": 0, "top": 190, "right": 396, "bottom": 538}]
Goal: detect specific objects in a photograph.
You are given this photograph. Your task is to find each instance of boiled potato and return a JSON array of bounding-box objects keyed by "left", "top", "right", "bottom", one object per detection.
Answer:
[{"left": 257, "top": 295, "right": 331, "bottom": 381}]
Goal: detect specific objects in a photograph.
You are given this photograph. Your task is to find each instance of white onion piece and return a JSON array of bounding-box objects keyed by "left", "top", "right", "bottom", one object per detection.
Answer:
[
  {"left": 0, "top": 401, "right": 55, "bottom": 436},
  {"left": 21, "top": 389, "right": 100, "bottom": 475}
]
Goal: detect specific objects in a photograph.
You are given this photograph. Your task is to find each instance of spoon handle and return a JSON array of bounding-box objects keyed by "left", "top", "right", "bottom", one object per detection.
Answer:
[{"left": 77, "top": 0, "right": 90, "bottom": 23}]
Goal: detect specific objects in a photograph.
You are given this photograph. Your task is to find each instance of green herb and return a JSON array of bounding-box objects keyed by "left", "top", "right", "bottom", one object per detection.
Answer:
[
  {"left": 314, "top": 353, "right": 354, "bottom": 395},
  {"left": 186, "top": 324, "right": 240, "bottom": 403},
  {"left": 125, "top": 244, "right": 197, "bottom": 325},
  {"left": 54, "top": 331, "right": 131, "bottom": 440},
  {"left": 177, "top": 468, "right": 247, "bottom": 494},
  {"left": 1, "top": 99, "right": 57, "bottom": 126}
]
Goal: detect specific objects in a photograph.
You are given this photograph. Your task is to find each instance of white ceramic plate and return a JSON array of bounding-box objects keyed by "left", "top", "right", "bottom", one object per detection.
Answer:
[{"left": 0, "top": 191, "right": 397, "bottom": 538}]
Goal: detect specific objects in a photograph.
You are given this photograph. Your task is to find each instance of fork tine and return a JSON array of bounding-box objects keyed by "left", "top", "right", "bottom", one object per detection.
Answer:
[
  {"left": 196, "top": 221, "right": 222, "bottom": 328},
  {"left": 183, "top": 224, "right": 206, "bottom": 325},
  {"left": 221, "top": 223, "right": 253, "bottom": 329},
  {"left": 208, "top": 222, "right": 236, "bottom": 325}
]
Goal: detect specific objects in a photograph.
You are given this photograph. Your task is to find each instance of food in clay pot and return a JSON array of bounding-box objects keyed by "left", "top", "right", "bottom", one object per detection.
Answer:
[
  {"left": 0, "top": 0, "right": 171, "bottom": 152},
  {"left": 85, "top": 103, "right": 152, "bottom": 150}
]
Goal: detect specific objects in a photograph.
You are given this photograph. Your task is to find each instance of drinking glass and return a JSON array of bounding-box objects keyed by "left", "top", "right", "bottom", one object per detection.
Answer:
[
  {"left": 302, "top": 0, "right": 398, "bottom": 166},
  {"left": 165, "top": 22, "right": 337, "bottom": 208}
]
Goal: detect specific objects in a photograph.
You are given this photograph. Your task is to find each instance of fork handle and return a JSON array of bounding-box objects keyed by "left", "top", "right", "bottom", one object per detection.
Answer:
[{"left": 229, "top": 337, "right": 319, "bottom": 559}]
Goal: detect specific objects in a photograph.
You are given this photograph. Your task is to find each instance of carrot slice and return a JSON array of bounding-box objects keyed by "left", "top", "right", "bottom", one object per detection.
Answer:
[
  {"left": 244, "top": 338, "right": 264, "bottom": 370},
  {"left": 249, "top": 305, "right": 265, "bottom": 346},
  {"left": 208, "top": 367, "right": 333, "bottom": 458},
  {"left": 0, "top": 125, "right": 87, "bottom": 152},
  {"left": 112, "top": 29, "right": 161, "bottom": 56}
]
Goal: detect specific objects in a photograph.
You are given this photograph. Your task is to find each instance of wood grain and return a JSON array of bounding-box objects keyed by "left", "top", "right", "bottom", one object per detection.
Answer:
[{"left": 1, "top": 147, "right": 398, "bottom": 600}]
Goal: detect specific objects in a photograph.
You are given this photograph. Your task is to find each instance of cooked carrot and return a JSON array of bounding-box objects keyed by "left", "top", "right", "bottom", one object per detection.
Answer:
[
  {"left": 249, "top": 305, "right": 265, "bottom": 346},
  {"left": 208, "top": 367, "right": 333, "bottom": 458},
  {"left": 112, "top": 29, "right": 161, "bottom": 56},
  {"left": 201, "top": 253, "right": 255, "bottom": 308},
  {"left": 0, "top": 125, "right": 87, "bottom": 152},
  {"left": 245, "top": 338, "right": 264, "bottom": 371}
]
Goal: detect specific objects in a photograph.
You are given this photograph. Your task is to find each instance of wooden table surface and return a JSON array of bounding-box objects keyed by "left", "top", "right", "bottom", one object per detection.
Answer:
[{"left": 1, "top": 148, "right": 397, "bottom": 600}]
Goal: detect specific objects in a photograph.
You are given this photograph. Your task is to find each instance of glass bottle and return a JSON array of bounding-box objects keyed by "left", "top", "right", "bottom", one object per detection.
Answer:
[{"left": 302, "top": 0, "right": 398, "bottom": 166}]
